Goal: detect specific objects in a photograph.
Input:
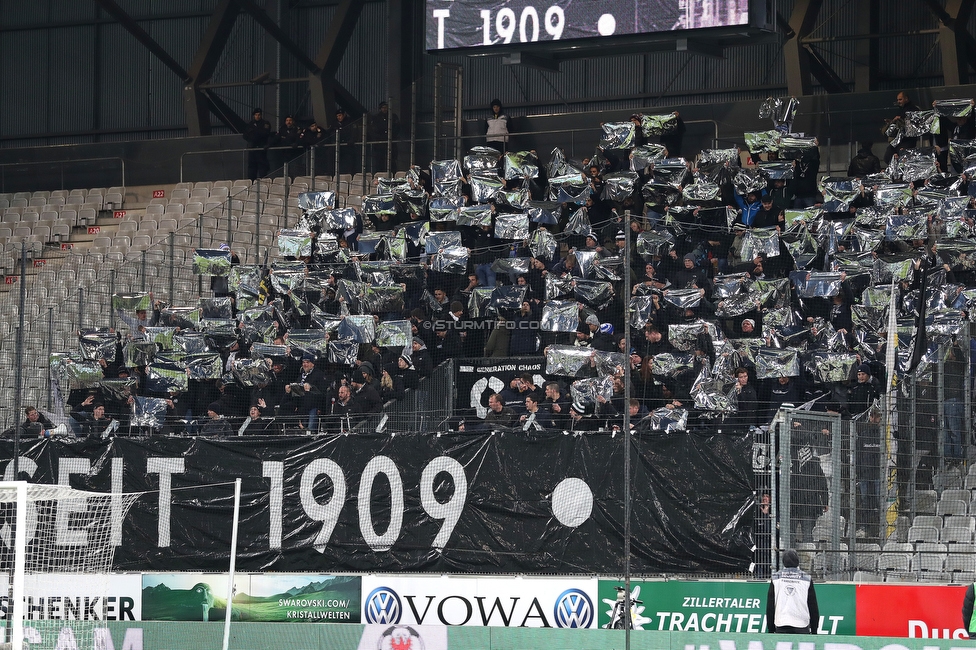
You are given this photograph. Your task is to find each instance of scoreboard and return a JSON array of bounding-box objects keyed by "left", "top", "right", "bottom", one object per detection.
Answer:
[{"left": 426, "top": 1, "right": 754, "bottom": 52}]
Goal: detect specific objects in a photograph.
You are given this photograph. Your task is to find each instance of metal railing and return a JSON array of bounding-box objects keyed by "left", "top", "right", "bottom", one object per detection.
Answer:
[{"left": 0, "top": 156, "right": 125, "bottom": 193}]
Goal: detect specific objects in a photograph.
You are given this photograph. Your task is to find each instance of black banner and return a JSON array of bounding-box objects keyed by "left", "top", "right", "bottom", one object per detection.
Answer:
[
  {"left": 1, "top": 432, "right": 754, "bottom": 574},
  {"left": 456, "top": 356, "right": 546, "bottom": 417}
]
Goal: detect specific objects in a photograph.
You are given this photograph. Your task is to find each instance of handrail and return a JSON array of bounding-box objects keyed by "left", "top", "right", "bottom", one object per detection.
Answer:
[{"left": 0, "top": 156, "right": 125, "bottom": 193}]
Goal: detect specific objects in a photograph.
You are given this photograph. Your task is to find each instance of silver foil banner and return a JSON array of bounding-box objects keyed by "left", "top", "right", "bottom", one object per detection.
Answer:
[
  {"left": 79, "top": 330, "right": 116, "bottom": 362},
  {"left": 734, "top": 168, "right": 769, "bottom": 196},
  {"left": 540, "top": 299, "right": 579, "bottom": 332},
  {"left": 173, "top": 331, "right": 209, "bottom": 355},
  {"left": 669, "top": 321, "right": 719, "bottom": 352},
  {"left": 570, "top": 376, "right": 614, "bottom": 406},
  {"left": 549, "top": 173, "right": 591, "bottom": 204},
  {"left": 873, "top": 255, "right": 917, "bottom": 284},
  {"left": 146, "top": 357, "right": 188, "bottom": 393},
  {"left": 600, "top": 122, "right": 636, "bottom": 150},
  {"left": 949, "top": 139, "right": 976, "bottom": 167},
  {"left": 791, "top": 271, "right": 842, "bottom": 298},
  {"left": 285, "top": 329, "right": 330, "bottom": 358},
  {"left": 338, "top": 315, "right": 376, "bottom": 343},
  {"left": 547, "top": 147, "right": 580, "bottom": 178},
  {"left": 469, "top": 173, "right": 504, "bottom": 203},
  {"left": 429, "top": 196, "right": 463, "bottom": 222},
  {"left": 664, "top": 288, "right": 702, "bottom": 309},
  {"left": 200, "top": 296, "right": 233, "bottom": 320},
  {"left": 759, "top": 97, "right": 799, "bottom": 128},
  {"left": 682, "top": 182, "right": 721, "bottom": 202},
  {"left": 112, "top": 293, "right": 151, "bottom": 313},
  {"left": 425, "top": 231, "right": 463, "bottom": 255},
  {"left": 778, "top": 135, "right": 818, "bottom": 160},
  {"left": 132, "top": 396, "right": 169, "bottom": 429},
  {"left": 741, "top": 227, "right": 780, "bottom": 260},
  {"left": 636, "top": 229, "right": 675, "bottom": 258},
  {"left": 465, "top": 146, "right": 501, "bottom": 173},
  {"left": 298, "top": 191, "right": 337, "bottom": 210},
  {"left": 757, "top": 161, "right": 795, "bottom": 180},
  {"left": 430, "top": 246, "right": 469, "bottom": 274},
  {"left": 565, "top": 207, "right": 592, "bottom": 235},
  {"left": 545, "top": 344, "right": 594, "bottom": 378},
  {"left": 903, "top": 110, "right": 940, "bottom": 137},
  {"left": 819, "top": 177, "right": 861, "bottom": 212},
  {"left": 651, "top": 352, "right": 695, "bottom": 378},
  {"left": 934, "top": 99, "right": 973, "bottom": 118},
  {"left": 630, "top": 144, "right": 668, "bottom": 170},
  {"left": 639, "top": 112, "right": 679, "bottom": 136},
  {"left": 691, "top": 371, "right": 736, "bottom": 414},
  {"left": 591, "top": 351, "right": 628, "bottom": 378},
  {"left": 457, "top": 204, "right": 493, "bottom": 228},
  {"left": 698, "top": 148, "right": 739, "bottom": 166},
  {"left": 744, "top": 130, "right": 782, "bottom": 154},
  {"left": 650, "top": 159, "right": 690, "bottom": 189},
  {"left": 231, "top": 357, "right": 271, "bottom": 387},
  {"left": 495, "top": 188, "right": 530, "bottom": 210},
  {"left": 363, "top": 285, "right": 404, "bottom": 314},
  {"left": 574, "top": 280, "right": 614, "bottom": 310},
  {"left": 277, "top": 229, "right": 313, "bottom": 258},
  {"left": 229, "top": 265, "right": 263, "bottom": 298},
  {"left": 430, "top": 158, "right": 463, "bottom": 185},
  {"left": 649, "top": 407, "right": 688, "bottom": 432},
  {"left": 601, "top": 172, "right": 639, "bottom": 202},
  {"left": 530, "top": 228, "right": 557, "bottom": 260},
  {"left": 874, "top": 183, "right": 913, "bottom": 209},
  {"left": 376, "top": 320, "right": 412, "bottom": 349},
  {"left": 527, "top": 201, "right": 560, "bottom": 226},
  {"left": 546, "top": 275, "right": 574, "bottom": 300},
  {"left": 362, "top": 194, "right": 397, "bottom": 218},
  {"left": 804, "top": 351, "right": 858, "bottom": 383},
  {"left": 755, "top": 348, "right": 800, "bottom": 379},
  {"left": 503, "top": 151, "right": 539, "bottom": 181},
  {"left": 890, "top": 149, "right": 938, "bottom": 183},
  {"left": 467, "top": 287, "right": 495, "bottom": 318},
  {"left": 185, "top": 353, "right": 222, "bottom": 380},
  {"left": 494, "top": 211, "right": 529, "bottom": 240},
  {"left": 885, "top": 213, "right": 927, "bottom": 241},
  {"left": 937, "top": 239, "right": 976, "bottom": 270},
  {"left": 193, "top": 248, "right": 232, "bottom": 276},
  {"left": 490, "top": 257, "right": 531, "bottom": 276},
  {"left": 326, "top": 340, "right": 360, "bottom": 366}
]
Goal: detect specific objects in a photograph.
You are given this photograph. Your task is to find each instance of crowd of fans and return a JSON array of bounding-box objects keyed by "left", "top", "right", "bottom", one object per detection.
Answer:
[{"left": 22, "top": 92, "right": 976, "bottom": 449}]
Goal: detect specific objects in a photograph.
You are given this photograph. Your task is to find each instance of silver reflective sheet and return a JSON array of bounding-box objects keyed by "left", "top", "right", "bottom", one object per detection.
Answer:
[
  {"left": 753, "top": 278, "right": 791, "bottom": 309},
  {"left": 315, "top": 237, "right": 341, "bottom": 258},
  {"left": 337, "top": 280, "right": 368, "bottom": 313},
  {"left": 529, "top": 229, "right": 557, "bottom": 260},
  {"left": 545, "top": 344, "right": 593, "bottom": 377},
  {"left": 430, "top": 158, "right": 463, "bottom": 184},
  {"left": 465, "top": 146, "right": 501, "bottom": 173},
  {"left": 112, "top": 293, "right": 151, "bottom": 313},
  {"left": 277, "top": 229, "right": 313, "bottom": 257},
  {"left": 124, "top": 341, "right": 157, "bottom": 367},
  {"left": 327, "top": 339, "right": 359, "bottom": 366},
  {"left": 885, "top": 213, "right": 927, "bottom": 241},
  {"left": 503, "top": 151, "right": 540, "bottom": 181},
  {"left": 668, "top": 321, "right": 717, "bottom": 352},
  {"left": 363, "top": 285, "right": 404, "bottom": 314},
  {"left": 755, "top": 347, "right": 800, "bottom": 379},
  {"left": 494, "top": 212, "right": 529, "bottom": 240},
  {"left": 229, "top": 265, "right": 262, "bottom": 297},
  {"left": 757, "top": 161, "right": 795, "bottom": 180},
  {"left": 763, "top": 307, "right": 794, "bottom": 330},
  {"left": 600, "top": 121, "right": 636, "bottom": 150},
  {"left": 664, "top": 288, "right": 702, "bottom": 309},
  {"left": 144, "top": 327, "right": 176, "bottom": 350},
  {"left": 456, "top": 204, "right": 493, "bottom": 228},
  {"left": 425, "top": 231, "right": 463, "bottom": 255},
  {"left": 630, "top": 144, "right": 668, "bottom": 170},
  {"left": 698, "top": 148, "right": 739, "bottom": 165},
  {"left": 592, "top": 256, "right": 622, "bottom": 282},
  {"left": 61, "top": 359, "right": 104, "bottom": 390},
  {"left": 640, "top": 112, "right": 679, "bottom": 136},
  {"left": 547, "top": 147, "right": 581, "bottom": 178},
  {"left": 570, "top": 376, "right": 614, "bottom": 406},
  {"left": 873, "top": 255, "right": 917, "bottom": 283},
  {"left": 495, "top": 188, "right": 530, "bottom": 210},
  {"left": 934, "top": 99, "right": 973, "bottom": 118},
  {"left": 193, "top": 248, "right": 232, "bottom": 276},
  {"left": 467, "top": 287, "right": 495, "bottom": 318},
  {"left": 574, "top": 280, "right": 614, "bottom": 310},
  {"left": 601, "top": 172, "right": 638, "bottom": 202},
  {"left": 546, "top": 275, "right": 574, "bottom": 300},
  {"left": 629, "top": 295, "right": 657, "bottom": 328},
  {"left": 927, "top": 309, "right": 968, "bottom": 336},
  {"left": 651, "top": 159, "right": 690, "bottom": 189},
  {"left": 715, "top": 293, "right": 758, "bottom": 318},
  {"left": 173, "top": 332, "right": 209, "bottom": 354},
  {"left": 79, "top": 330, "right": 116, "bottom": 362},
  {"left": 429, "top": 196, "right": 462, "bottom": 222},
  {"left": 784, "top": 207, "right": 821, "bottom": 231},
  {"left": 239, "top": 306, "right": 277, "bottom": 344},
  {"left": 791, "top": 271, "right": 842, "bottom": 298},
  {"left": 574, "top": 249, "right": 598, "bottom": 278},
  {"left": 651, "top": 352, "right": 695, "bottom": 377},
  {"left": 891, "top": 149, "right": 938, "bottom": 182},
  {"left": 430, "top": 246, "right": 469, "bottom": 274},
  {"left": 362, "top": 195, "right": 397, "bottom": 218},
  {"left": 949, "top": 139, "right": 976, "bottom": 166},
  {"left": 376, "top": 319, "right": 412, "bottom": 349},
  {"left": 565, "top": 207, "right": 592, "bottom": 235},
  {"left": 549, "top": 174, "right": 591, "bottom": 204},
  {"left": 399, "top": 221, "right": 429, "bottom": 247},
  {"left": 147, "top": 358, "right": 188, "bottom": 393},
  {"left": 903, "top": 110, "right": 940, "bottom": 137},
  {"left": 185, "top": 352, "right": 222, "bottom": 380},
  {"left": 97, "top": 377, "right": 137, "bottom": 402},
  {"left": 682, "top": 182, "right": 721, "bottom": 202},
  {"left": 132, "top": 396, "right": 169, "bottom": 429},
  {"left": 940, "top": 195, "right": 970, "bottom": 222},
  {"left": 591, "top": 350, "right": 628, "bottom": 378},
  {"left": 854, "top": 205, "right": 891, "bottom": 229},
  {"left": 490, "top": 257, "right": 530, "bottom": 275},
  {"left": 713, "top": 273, "right": 750, "bottom": 299},
  {"left": 298, "top": 191, "right": 337, "bottom": 210},
  {"left": 339, "top": 315, "right": 376, "bottom": 344},
  {"left": 742, "top": 227, "right": 780, "bottom": 260},
  {"left": 852, "top": 227, "right": 883, "bottom": 253},
  {"left": 527, "top": 201, "right": 560, "bottom": 226},
  {"left": 649, "top": 407, "right": 688, "bottom": 432},
  {"left": 394, "top": 187, "right": 429, "bottom": 216},
  {"left": 691, "top": 374, "right": 736, "bottom": 414},
  {"left": 744, "top": 130, "right": 781, "bottom": 153},
  {"left": 778, "top": 135, "right": 818, "bottom": 160},
  {"left": 540, "top": 299, "right": 579, "bottom": 332},
  {"left": 159, "top": 307, "right": 200, "bottom": 330},
  {"left": 804, "top": 351, "right": 858, "bottom": 383},
  {"left": 232, "top": 357, "right": 271, "bottom": 387},
  {"left": 286, "top": 329, "right": 330, "bottom": 358},
  {"left": 470, "top": 173, "right": 504, "bottom": 203},
  {"left": 819, "top": 177, "right": 861, "bottom": 211},
  {"left": 636, "top": 229, "right": 675, "bottom": 258},
  {"left": 733, "top": 168, "right": 769, "bottom": 195},
  {"left": 200, "top": 296, "right": 233, "bottom": 319}
]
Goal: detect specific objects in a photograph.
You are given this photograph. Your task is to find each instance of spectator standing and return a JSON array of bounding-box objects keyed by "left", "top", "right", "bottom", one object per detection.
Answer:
[
  {"left": 369, "top": 101, "right": 399, "bottom": 173},
  {"left": 276, "top": 115, "right": 302, "bottom": 172},
  {"left": 847, "top": 141, "right": 882, "bottom": 177},
  {"left": 962, "top": 581, "right": 976, "bottom": 638},
  {"left": 243, "top": 108, "right": 272, "bottom": 180},
  {"left": 486, "top": 99, "right": 509, "bottom": 150},
  {"left": 331, "top": 108, "right": 359, "bottom": 175},
  {"left": 766, "top": 549, "right": 819, "bottom": 634},
  {"left": 884, "top": 91, "right": 919, "bottom": 164}
]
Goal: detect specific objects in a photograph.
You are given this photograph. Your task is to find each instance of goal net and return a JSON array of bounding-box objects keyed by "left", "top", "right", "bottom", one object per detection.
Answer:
[{"left": 0, "top": 482, "right": 141, "bottom": 650}]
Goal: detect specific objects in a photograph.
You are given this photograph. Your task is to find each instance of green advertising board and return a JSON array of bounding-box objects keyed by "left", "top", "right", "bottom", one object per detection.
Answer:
[{"left": 596, "top": 579, "right": 855, "bottom": 635}]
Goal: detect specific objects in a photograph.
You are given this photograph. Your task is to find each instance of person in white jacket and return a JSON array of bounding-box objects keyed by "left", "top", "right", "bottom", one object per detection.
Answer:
[
  {"left": 486, "top": 99, "right": 509, "bottom": 149},
  {"left": 766, "top": 549, "right": 819, "bottom": 634}
]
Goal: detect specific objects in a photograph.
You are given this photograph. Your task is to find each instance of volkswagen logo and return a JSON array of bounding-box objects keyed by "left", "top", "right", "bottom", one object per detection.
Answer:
[
  {"left": 554, "top": 588, "right": 593, "bottom": 628},
  {"left": 364, "top": 586, "right": 402, "bottom": 624}
]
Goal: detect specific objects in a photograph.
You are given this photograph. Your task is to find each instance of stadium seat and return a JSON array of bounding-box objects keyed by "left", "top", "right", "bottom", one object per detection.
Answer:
[
  {"left": 945, "top": 553, "right": 976, "bottom": 573},
  {"left": 908, "top": 525, "right": 940, "bottom": 544},
  {"left": 914, "top": 542, "right": 948, "bottom": 572},
  {"left": 853, "top": 543, "right": 881, "bottom": 571}
]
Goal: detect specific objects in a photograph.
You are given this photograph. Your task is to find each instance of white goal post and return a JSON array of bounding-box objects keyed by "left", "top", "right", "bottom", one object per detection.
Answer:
[{"left": 0, "top": 481, "right": 141, "bottom": 650}]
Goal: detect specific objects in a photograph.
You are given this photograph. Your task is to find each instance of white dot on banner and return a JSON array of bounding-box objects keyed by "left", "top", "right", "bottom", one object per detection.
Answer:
[
  {"left": 598, "top": 14, "right": 616, "bottom": 36},
  {"left": 552, "top": 477, "right": 593, "bottom": 528}
]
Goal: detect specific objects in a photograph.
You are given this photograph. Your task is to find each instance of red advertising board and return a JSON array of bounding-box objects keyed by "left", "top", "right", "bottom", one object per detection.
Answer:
[{"left": 856, "top": 584, "right": 970, "bottom": 639}]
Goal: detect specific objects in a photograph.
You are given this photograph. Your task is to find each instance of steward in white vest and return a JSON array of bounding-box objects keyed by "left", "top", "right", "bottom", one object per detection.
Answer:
[{"left": 766, "top": 549, "right": 820, "bottom": 634}]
